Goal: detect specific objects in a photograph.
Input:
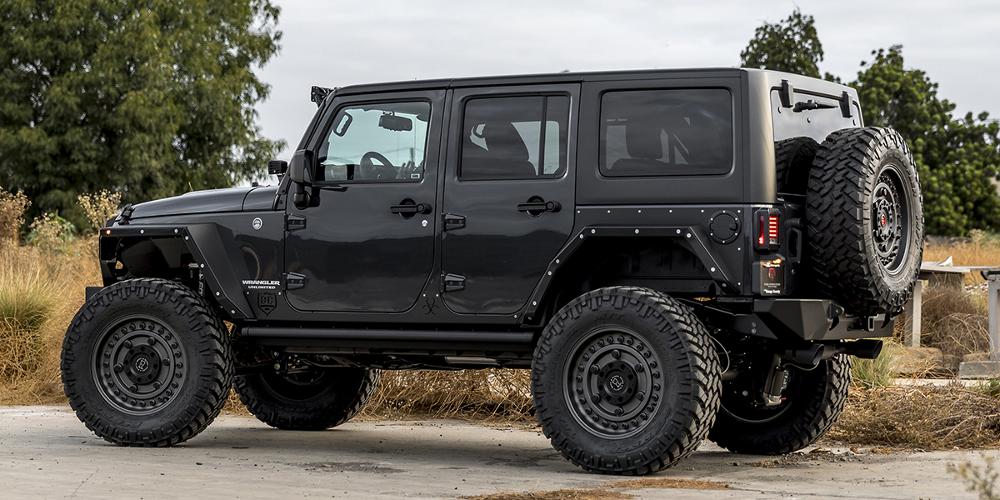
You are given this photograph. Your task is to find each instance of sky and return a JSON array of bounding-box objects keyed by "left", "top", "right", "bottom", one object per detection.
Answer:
[{"left": 255, "top": 0, "right": 1000, "bottom": 159}]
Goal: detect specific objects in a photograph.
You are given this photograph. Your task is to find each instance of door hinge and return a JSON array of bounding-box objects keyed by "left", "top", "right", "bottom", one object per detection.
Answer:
[
  {"left": 442, "top": 273, "right": 466, "bottom": 292},
  {"left": 284, "top": 272, "right": 307, "bottom": 290},
  {"left": 286, "top": 214, "right": 306, "bottom": 231},
  {"left": 443, "top": 213, "right": 465, "bottom": 231}
]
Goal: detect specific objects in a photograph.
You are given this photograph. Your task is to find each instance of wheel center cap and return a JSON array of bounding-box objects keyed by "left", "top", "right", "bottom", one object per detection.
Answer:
[
  {"left": 608, "top": 374, "right": 626, "bottom": 393},
  {"left": 134, "top": 356, "right": 150, "bottom": 373}
]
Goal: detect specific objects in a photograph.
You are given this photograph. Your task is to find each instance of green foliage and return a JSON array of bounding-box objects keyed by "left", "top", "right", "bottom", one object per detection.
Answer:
[
  {"left": 741, "top": 8, "right": 1000, "bottom": 236},
  {"left": 853, "top": 46, "right": 1000, "bottom": 236},
  {"left": 740, "top": 9, "right": 824, "bottom": 78},
  {"left": 0, "top": 0, "right": 284, "bottom": 227}
]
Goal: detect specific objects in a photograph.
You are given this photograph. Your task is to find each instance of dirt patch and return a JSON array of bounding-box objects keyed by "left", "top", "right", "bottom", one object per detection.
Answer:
[{"left": 464, "top": 477, "right": 729, "bottom": 499}]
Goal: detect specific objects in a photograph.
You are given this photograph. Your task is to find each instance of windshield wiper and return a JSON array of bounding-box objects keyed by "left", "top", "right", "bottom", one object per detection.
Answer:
[{"left": 793, "top": 100, "right": 836, "bottom": 112}]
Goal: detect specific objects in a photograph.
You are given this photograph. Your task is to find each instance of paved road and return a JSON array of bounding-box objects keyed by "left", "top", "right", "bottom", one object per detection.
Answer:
[{"left": 0, "top": 406, "right": 994, "bottom": 499}]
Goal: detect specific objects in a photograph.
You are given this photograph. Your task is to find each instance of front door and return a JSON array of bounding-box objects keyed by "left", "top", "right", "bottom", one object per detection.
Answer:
[
  {"left": 441, "top": 84, "right": 579, "bottom": 315},
  {"left": 285, "top": 90, "right": 444, "bottom": 312}
]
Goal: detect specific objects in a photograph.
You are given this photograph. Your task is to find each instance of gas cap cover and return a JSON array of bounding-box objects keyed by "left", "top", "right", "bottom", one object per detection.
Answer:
[{"left": 709, "top": 211, "right": 741, "bottom": 244}]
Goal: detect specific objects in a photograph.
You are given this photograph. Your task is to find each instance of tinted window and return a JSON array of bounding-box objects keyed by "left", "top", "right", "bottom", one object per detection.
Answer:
[
  {"left": 600, "top": 89, "right": 733, "bottom": 177},
  {"left": 460, "top": 95, "right": 569, "bottom": 180},
  {"left": 317, "top": 101, "right": 430, "bottom": 183}
]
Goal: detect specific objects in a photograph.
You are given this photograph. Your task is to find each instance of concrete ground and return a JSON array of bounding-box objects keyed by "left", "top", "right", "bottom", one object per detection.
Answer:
[{"left": 0, "top": 407, "right": 995, "bottom": 499}]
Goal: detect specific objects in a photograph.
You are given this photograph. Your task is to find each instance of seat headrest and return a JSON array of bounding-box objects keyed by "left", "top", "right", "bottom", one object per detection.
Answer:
[
  {"left": 625, "top": 117, "right": 664, "bottom": 160},
  {"left": 483, "top": 122, "right": 529, "bottom": 161}
]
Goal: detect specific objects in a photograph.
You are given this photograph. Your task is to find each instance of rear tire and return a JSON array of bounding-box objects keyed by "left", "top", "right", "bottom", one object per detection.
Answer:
[
  {"left": 532, "top": 287, "right": 721, "bottom": 475},
  {"left": 235, "top": 367, "right": 380, "bottom": 430},
  {"left": 709, "top": 355, "right": 851, "bottom": 455},
  {"left": 806, "top": 127, "right": 923, "bottom": 316},
  {"left": 61, "top": 278, "right": 232, "bottom": 447}
]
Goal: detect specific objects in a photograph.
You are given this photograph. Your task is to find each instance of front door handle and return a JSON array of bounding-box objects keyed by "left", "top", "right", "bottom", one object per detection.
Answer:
[
  {"left": 517, "top": 197, "right": 561, "bottom": 215},
  {"left": 390, "top": 199, "right": 432, "bottom": 216}
]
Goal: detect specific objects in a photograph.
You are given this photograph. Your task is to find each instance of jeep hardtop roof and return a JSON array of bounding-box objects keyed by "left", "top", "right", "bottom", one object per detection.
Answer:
[{"left": 327, "top": 68, "right": 853, "bottom": 100}]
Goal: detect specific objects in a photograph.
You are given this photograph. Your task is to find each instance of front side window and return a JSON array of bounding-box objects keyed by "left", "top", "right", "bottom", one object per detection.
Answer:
[
  {"left": 317, "top": 101, "right": 430, "bottom": 183},
  {"left": 460, "top": 95, "right": 569, "bottom": 180},
  {"left": 600, "top": 89, "right": 733, "bottom": 177}
]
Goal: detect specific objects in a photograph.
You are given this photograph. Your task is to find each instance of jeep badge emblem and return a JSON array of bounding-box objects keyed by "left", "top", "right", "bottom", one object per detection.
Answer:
[{"left": 251, "top": 217, "right": 263, "bottom": 231}]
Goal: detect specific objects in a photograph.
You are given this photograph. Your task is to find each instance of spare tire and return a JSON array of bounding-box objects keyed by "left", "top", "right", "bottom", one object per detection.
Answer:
[
  {"left": 774, "top": 137, "right": 819, "bottom": 195},
  {"left": 806, "top": 127, "right": 923, "bottom": 316}
]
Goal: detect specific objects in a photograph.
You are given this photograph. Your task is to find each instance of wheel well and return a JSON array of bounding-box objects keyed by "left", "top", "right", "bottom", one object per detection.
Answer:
[
  {"left": 103, "top": 236, "right": 198, "bottom": 287},
  {"left": 534, "top": 236, "right": 716, "bottom": 324}
]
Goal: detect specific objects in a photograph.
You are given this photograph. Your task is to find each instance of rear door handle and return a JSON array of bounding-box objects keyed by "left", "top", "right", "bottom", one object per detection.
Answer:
[
  {"left": 517, "top": 198, "right": 561, "bottom": 214},
  {"left": 390, "top": 200, "right": 432, "bottom": 216}
]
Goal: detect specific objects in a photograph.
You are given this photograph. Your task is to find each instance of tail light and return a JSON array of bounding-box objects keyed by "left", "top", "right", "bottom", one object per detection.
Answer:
[{"left": 755, "top": 209, "right": 781, "bottom": 250}]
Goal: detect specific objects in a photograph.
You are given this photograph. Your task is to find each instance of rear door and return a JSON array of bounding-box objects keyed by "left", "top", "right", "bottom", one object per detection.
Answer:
[{"left": 441, "top": 84, "right": 579, "bottom": 315}]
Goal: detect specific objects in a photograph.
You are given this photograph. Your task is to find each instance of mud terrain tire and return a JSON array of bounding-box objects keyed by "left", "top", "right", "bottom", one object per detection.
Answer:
[
  {"left": 807, "top": 127, "right": 923, "bottom": 316},
  {"left": 235, "top": 368, "right": 380, "bottom": 430},
  {"left": 532, "top": 287, "right": 722, "bottom": 475},
  {"left": 709, "top": 355, "right": 851, "bottom": 455},
  {"left": 61, "top": 278, "right": 232, "bottom": 446}
]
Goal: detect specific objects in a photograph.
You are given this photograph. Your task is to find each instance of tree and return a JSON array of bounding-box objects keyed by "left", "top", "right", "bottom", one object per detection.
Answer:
[
  {"left": 853, "top": 46, "right": 1000, "bottom": 235},
  {"left": 740, "top": 9, "right": 824, "bottom": 78},
  {"left": 0, "top": 0, "right": 283, "bottom": 227}
]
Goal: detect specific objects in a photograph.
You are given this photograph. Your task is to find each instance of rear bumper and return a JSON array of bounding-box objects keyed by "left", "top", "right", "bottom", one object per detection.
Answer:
[{"left": 704, "top": 298, "right": 893, "bottom": 341}]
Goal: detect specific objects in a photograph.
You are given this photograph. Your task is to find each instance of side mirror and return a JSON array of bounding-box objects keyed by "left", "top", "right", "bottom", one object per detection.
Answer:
[
  {"left": 288, "top": 149, "right": 314, "bottom": 207},
  {"left": 268, "top": 160, "right": 287, "bottom": 175}
]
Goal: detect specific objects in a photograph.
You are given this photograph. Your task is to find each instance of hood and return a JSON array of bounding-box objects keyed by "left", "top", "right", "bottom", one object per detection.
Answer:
[{"left": 129, "top": 187, "right": 256, "bottom": 220}]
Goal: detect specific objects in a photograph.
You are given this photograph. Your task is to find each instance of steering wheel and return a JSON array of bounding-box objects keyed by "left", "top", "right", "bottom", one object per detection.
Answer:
[{"left": 359, "top": 151, "right": 394, "bottom": 180}]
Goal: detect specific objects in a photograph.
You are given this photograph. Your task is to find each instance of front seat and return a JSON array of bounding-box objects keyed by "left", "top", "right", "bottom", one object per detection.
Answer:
[{"left": 462, "top": 122, "right": 537, "bottom": 179}]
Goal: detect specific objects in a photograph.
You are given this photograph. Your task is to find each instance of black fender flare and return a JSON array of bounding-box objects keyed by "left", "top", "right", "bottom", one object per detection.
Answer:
[{"left": 98, "top": 224, "right": 254, "bottom": 319}]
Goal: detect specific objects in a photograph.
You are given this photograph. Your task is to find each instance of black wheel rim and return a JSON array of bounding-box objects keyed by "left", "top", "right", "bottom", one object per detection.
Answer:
[
  {"left": 720, "top": 370, "right": 793, "bottom": 424},
  {"left": 92, "top": 315, "right": 187, "bottom": 415},
  {"left": 564, "top": 328, "right": 664, "bottom": 439},
  {"left": 261, "top": 368, "right": 330, "bottom": 401},
  {"left": 872, "top": 163, "right": 911, "bottom": 274}
]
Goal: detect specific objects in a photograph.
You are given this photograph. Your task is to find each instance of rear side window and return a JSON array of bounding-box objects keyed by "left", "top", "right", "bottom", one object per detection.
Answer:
[
  {"left": 460, "top": 95, "right": 570, "bottom": 180},
  {"left": 600, "top": 89, "right": 733, "bottom": 177}
]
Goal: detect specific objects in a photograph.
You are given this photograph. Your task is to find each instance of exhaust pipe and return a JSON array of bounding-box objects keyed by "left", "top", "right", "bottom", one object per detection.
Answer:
[
  {"left": 836, "top": 339, "right": 883, "bottom": 359},
  {"left": 782, "top": 344, "right": 824, "bottom": 369}
]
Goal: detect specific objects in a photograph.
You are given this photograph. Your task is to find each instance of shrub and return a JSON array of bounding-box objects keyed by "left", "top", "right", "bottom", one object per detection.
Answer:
[
  {"left": 77, "top": 190, "right": 122, "bottom": 233},
  {"left": 26, "top": 213, "right": 75, "bottom": 252},
  {"left": 949, "top": 456, "right": 1000, "bottom": 500},
  {"left": 0, "top": 187, "right": 30, "bottom": 245},
  {"left": 851, "top": 345, "right": 896, "bottom": 388}
]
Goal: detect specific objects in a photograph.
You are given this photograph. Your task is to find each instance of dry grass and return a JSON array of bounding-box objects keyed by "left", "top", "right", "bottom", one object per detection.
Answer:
[
  {"left": 0, "top": 241, "right": 101, "bottom": 403},
  {"left": 362, "top": 369, "right": 534, "bottom": 422},
  {"left": 828, "top": 385, "right": 1000, "bottom": 449}
]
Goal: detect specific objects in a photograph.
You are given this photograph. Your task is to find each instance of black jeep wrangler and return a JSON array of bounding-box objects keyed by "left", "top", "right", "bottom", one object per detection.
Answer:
[{"left": 62, "top": 68, "right": 922, "bottom": 475}]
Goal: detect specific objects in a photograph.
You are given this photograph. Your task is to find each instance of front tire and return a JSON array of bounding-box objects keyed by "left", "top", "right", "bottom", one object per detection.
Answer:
[
  {"left": 532, "top": 287, "right": 721, "bottom": 475},
  {"left": 235, "top": 367, "right": 380, "bottom": 430},
  {"left": 60, "top": 278, "right": 233, "bottom": 447},
  {"left": 709, "top": 355, "right": 851, "bottom": 455}
]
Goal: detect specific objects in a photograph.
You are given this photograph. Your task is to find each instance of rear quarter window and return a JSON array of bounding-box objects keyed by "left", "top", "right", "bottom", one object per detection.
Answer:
[{"left": 599, "top": 89, "right": 734, "bottom": 177}]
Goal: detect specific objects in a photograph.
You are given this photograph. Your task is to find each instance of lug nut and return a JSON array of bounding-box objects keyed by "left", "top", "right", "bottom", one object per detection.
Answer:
[
  {"left": 114, "top": 364, "right": 123, "bottom": 372},
  {"left": 612, "top": 349, "right": 621, "bottom": 359},
  {"left": 635, "top": 364, "right": 645, "bottom": 373},
  {"left": 123, "top": 340, "right": 132, "bottom": 348},
  {"left": 615, "top": 407, "right": 624, "bottom": 415},
  {"left": 148, "top": 337, "right": 157, "bottom": 345},
  {"left": 590, "top": 365, "right": 600, "bottom": 374}
]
